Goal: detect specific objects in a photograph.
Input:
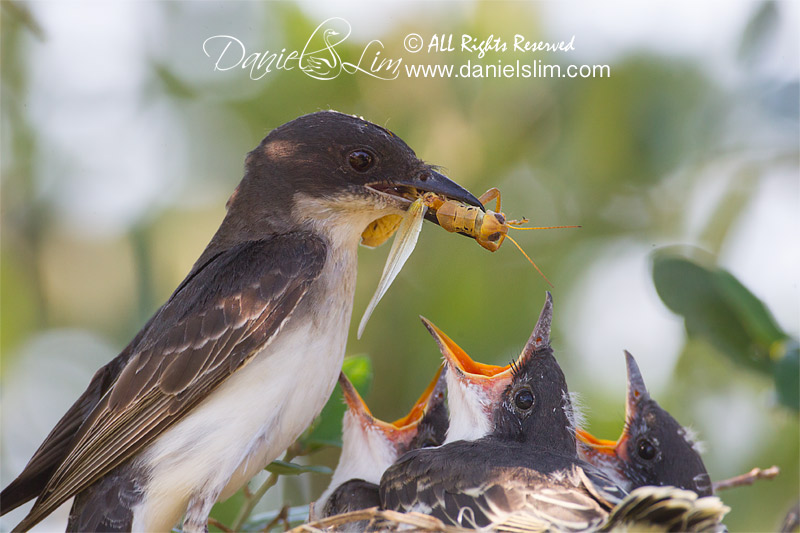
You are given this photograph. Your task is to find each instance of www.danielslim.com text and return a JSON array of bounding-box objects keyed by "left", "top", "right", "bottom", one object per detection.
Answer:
[{"left": 404, "top": 60, "right": 611, "bottom": 79}]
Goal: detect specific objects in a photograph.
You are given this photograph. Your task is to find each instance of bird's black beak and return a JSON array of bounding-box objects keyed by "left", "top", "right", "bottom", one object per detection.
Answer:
[
  {"left": 368, "top": 169, "right": 484, "bottom": 226},
  {"left": 624, "top": 350, "right": 649, "bottom": 425},
  {"left": 576, "top": 351, "right": 651, "bottom": 463},
  {"left": 413, "top": 169, "right": 484, "bottom": 208}
]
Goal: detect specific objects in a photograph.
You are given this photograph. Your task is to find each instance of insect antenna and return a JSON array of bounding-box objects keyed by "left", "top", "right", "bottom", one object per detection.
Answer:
[
  {"left": 508, "top": 224, "right": 582, "bottom": 230},
  {"left": 505, "top": 234, "right": 554, "bottom": 288}
]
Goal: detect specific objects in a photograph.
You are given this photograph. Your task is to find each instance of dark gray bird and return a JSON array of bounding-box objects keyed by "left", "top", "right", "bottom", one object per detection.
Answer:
[
  {"left": 577, "top": 351, "right": 713, "bottom": 496},
  {"left": 380, "top": 293, "right": 629, "bottom": 531},
  {"left": 0, "top": 111, "right": 481, "bottom": 532},
  {"left": 313, "top": 366, "right": 448, "bottom": 521}
]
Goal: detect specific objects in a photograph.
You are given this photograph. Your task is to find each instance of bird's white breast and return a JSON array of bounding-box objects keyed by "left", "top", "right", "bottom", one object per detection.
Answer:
[{"left": 134, "top": 238, "right": 359, "bottom": 532}]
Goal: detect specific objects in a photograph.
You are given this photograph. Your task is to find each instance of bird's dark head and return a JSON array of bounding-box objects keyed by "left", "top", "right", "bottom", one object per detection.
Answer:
[
  {"left": 489, "top": 293, "right": 576, "bottom": 453},
  {"left": 407, "top": 365, "right": 449, "bottom": 451},
  {"left": 224, "top": 111, "right": 481, "bottom": 245},
  {"left": 423, "top": 292, "right": 575, "bottom": 453},
  {"left": 578, "top": 351, "right": 712, "bottom": 496}
]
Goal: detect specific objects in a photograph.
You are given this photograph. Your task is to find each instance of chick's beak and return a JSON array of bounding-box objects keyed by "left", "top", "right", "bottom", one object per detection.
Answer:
[
  {"left": 390, "top": 364, "right": 445, "bottom": 428},
  {"left": 338, "top": 369, "right": 442, "bottom": 451},
  {"left": 339, "top": 372, "right": 375, "bottom": 422},
  {"left": 420, "top": 317, "right": 515, "bottom": 399},
  {"left": 624, "top": 350, "right": 649, "bottom": 426},
  {"left": 576, "top": 351, "right": 648, "bottom": 462},
  {"left": 577, "top": 428, "right": 624, "bottom": 462}
]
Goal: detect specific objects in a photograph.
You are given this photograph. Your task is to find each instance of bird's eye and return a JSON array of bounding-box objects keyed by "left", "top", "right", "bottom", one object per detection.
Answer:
[
  {"left": 514, "top": 388, "right": 535, "bottom": 412},
  {"left": 636, "top": 438, "right": 657, "bottom": 460},
  {"left": 348, "top": 150, "right": 374, "bottom": 172}
]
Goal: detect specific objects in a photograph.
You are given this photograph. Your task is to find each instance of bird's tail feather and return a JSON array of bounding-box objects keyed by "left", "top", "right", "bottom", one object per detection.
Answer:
[{"left": 598, "top": 485, "right": 729, "bottom": 532}]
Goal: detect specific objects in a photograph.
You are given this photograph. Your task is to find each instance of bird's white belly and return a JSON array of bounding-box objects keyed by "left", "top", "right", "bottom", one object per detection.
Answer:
[{"left": 134, "top": 304, "right": 350, "bottom": 532}]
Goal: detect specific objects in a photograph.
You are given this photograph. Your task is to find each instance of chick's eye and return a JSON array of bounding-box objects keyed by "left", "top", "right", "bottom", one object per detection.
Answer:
[
  {"left": 514, "top": 389, "right": 534, "bottom": 411},
  {"left": 349, "top": 150, "right": 374, "bottom": 172},
  {"left": 637, "top": 438, "right": 657, "bottom": 460}
]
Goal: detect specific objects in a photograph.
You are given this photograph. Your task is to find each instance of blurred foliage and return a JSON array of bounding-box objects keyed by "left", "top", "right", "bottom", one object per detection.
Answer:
[
  {"left": 653, "top": 248, "right": 799, "bottom": 411},
  {"left": 1, "top": 1, "right": 798, "bottom": 532},
  {"left": 738, "top": 1, "right": 780, "bottom": 65},
  {"left": 264, "top": 461, "right": 331, "bottom": 477},
  {"left": 301, "top": 355, "right": 374, "bottom": 450}
]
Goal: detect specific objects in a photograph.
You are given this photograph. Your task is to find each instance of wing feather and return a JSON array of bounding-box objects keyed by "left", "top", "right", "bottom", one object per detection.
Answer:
[
  {"left": 597, "top": 485, "right": 729, "bottom": 532},
  {"left": 0, "top": 320, "right": 152, "bottom": 515},
  {"left": 380, "top": 442, "right": 616, "bottom": 532},
  {"left": 13, "top": 233, "right": 326, "bottom": 531}
]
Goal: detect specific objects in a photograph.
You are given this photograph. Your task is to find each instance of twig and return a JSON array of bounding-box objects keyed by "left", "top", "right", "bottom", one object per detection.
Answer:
[
  {"left": 780, "top": 500, "right": 799, "bottom": 533},
  {"left": 260, "top": 505, "right": 290, "bottom": 532},
  {"left": 712, "top": 465, "right": 780, "bottom": 492},
  {"left": 1, "top": 0, "right": 46, "bottom": 40},
  {"left": 231, "top": 450, "right": 299, "bottom": 531},
  {"left": 208, "top": 517, "right": 233, "bottom": 533},
  {"left": 289, "top": 507, "right": 469, "bottom": 532}
]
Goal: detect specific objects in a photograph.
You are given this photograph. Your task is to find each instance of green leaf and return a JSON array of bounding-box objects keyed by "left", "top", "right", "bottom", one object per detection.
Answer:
[
  {"left": 341, "top": 354, "right": 373, "bottom": 389},
  {"left": 714, "top": 268, "right": 788, "bottom": 351},
  {"left": 652, "top": 249, "right": 787, "bottom": 374},
  {"left": 737, "top": 1, "right": 779, "bottom": 65},
  {"left": 773, "top": 340, "right": 799, "bottom": 411},
  {"left": 299, "top": 355, "right": 373, "bottom": 449},
  {"left": 264, "top": 460, "right": 332, "bottom": 476}
]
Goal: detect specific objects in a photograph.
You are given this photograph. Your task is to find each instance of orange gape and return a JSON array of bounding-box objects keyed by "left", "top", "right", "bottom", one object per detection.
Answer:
[{"left": 576, "top": 428, "right": 618, "bottom": 451}]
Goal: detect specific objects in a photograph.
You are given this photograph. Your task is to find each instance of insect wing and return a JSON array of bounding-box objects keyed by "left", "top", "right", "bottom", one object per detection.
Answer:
[{"left": 357, "top": 199, "right": 428, "bottom": 339}]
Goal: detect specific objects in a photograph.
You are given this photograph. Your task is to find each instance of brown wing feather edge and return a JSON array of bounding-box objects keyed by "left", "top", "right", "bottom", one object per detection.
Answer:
[
  {"left": 9, "top": 233, "right": 326, "bottom": 531},
  {"left": 0, "top": 318, "right": 153, "bottom": 515},
  {"left": 597, "top": 485, "right": 729, "bottom": 532}
]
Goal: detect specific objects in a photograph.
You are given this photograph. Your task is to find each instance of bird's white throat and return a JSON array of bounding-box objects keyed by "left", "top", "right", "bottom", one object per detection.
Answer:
[
  {"left": 444, "top": 371, "right": 493, "bottom": 444},
  {"left": 312, "top": 411, "right": 398, "bottom": 519}
]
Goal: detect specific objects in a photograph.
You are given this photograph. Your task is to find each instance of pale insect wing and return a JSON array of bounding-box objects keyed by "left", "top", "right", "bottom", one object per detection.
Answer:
[{"left": 357, "top": 199, "right": 428, "bottom": 339}]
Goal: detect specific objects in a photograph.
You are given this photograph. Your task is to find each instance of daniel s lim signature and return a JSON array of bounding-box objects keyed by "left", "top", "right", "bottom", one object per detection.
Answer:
[{"left": 203, "top": 17, "right": 402, "bottom": 81}]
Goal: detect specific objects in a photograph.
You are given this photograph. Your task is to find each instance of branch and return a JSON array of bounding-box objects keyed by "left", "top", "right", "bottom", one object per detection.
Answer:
[
  {"left": 259, "top": 505, "right": 290, "bottom": 532},
  {"left": 289, "top": 507, "right": 469, "bottom": 532},
  {"left": 207, "top": 517, "right": 233, "bottom": 533},
  {"left": 230, "top": 449, "right": 299, "bottom": 531},
  {"left": 712, "top": 465, "right": 780, "bottom": 492}
]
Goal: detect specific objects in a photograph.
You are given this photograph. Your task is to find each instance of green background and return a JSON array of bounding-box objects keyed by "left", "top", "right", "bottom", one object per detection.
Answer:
[{"left": 1, "top": 2, "right": 798, "bottom": 531}]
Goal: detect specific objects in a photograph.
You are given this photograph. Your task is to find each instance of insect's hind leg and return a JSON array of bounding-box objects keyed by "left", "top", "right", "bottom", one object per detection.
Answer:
[
  {"left": 478, "top": 187, "right": 500, "bottom": 213},
  {"left": 477, "top": 188, "right": 502, "bottom": 211}
]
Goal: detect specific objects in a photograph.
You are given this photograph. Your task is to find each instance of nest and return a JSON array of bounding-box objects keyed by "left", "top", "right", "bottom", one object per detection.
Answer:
[{"left": 289, "top": 508, "right": 470, "bottom": 532}]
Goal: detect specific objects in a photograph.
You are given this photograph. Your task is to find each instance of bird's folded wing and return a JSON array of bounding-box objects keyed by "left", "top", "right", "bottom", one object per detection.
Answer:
[
  {"left": 576, "top": 464, "right": 627, "bottom": 508},
  {"left": 15, "top": 233, "right": 327, "bottom": 531},
  {"left": 463, "top": 470, "right": 610, "bottom": 532},
  {"left": 0, "top": 326, "right": 145, "bottom": 515},
  {"left": 380, "top": 450, "right": 609, "bottom": 532}
]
